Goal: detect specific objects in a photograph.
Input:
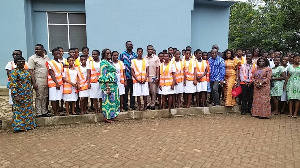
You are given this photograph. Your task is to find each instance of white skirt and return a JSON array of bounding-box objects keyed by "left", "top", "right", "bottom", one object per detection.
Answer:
[
  {"left": 184, "top": 81, "right": 196, "bottom": 93},
  {"left": 281, "top": 90, "right": 287, "bottom": 101},
  {"left": 79, "top": 89, "right": 90, "bottom": 98},
  {"left": 63, "top": 87, "right": 78, "bottom": 101},
  {"left": 133, "top": 82, "right": 149, "bottom": 96},
  {"left": 118, "top": 82, "right": 125, "bottom": 95},
  {"left": 49, "top": 85, "right": 63, "bottom": 101},
  {"left": 175, "top": 82, "right": 184, "bottom": 94},
  {"left": 9, "top": 89, "right": 13, "bottom": 105},
  {"left": 196, "top": 82, "right": 207, "bottom": 92},
  {"left": 160, "top": 86, "right": 175, "bottom": 95},
  {"left": 90, "top": 83, "right": 102, "bottom": 99}
]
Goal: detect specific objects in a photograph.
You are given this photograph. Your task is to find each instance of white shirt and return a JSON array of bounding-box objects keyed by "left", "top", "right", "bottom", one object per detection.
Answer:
[
  {"left": 63, "top": 68, "right": 78, "bottom": 84},
  {"left": 48, "top": 60, "right": 63, "bottom": 74},
  {"left": 113, "top": 61, "right": 125, "bottom": 83},
  {"left": 78, "top": 65, "right": 90, "bottom": 80},
  {"left": 90, "top": 60, "right": 101, "bottom": 72},
  {"left": 183, "top": 59, "right": 196, "bottom": 73},
  {"left": 132, "top": 59, "right": 149, "bottom": 72},
  {"left": 5, "top": 61, "right": 16, "bottom": 70},
  {"left": 161, "top": 62, "right": 176, "bottom": 73}
]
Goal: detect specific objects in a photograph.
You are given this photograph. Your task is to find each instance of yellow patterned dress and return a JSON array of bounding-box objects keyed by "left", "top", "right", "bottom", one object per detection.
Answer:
[{"left": 224, "top": 59, "right": 240, "bottom": 106}]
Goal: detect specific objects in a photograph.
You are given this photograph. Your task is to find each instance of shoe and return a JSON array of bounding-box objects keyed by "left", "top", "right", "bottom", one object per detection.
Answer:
[
  {"left": 241, "top": 111, "right": 246, "bottom": 115},
  {"left": 42, "top": 113, "right": 51, "bottom": 117},
  {"left": 146, "top": 106, "right": 150, "bottom": 110},
  {"left": 131, "top": 107, "right": 136, "bottom": 110},
  {"left": 36, "top": 115, "right": 43, "bottom": 118},
  {"left": 124, "top": 107, "right": 128, "bottom": 111},
  {"left": 150, "top": 106, "right": 155, "bottom": 110}
]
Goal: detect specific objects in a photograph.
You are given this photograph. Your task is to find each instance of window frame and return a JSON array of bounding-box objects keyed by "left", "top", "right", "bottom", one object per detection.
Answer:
[{"left": 46, "top": 12, "right": 86, "bottom": 54}]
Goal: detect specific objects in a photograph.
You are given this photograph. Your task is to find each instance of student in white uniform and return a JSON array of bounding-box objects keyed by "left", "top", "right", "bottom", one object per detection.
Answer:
[
  {"left": 280, "top": 56, "right": 289, "bottom": 113},
  {"left": 195, "top": 49, "right": 208, "bottom": 107},
  {"left": 183, "top": 49, "right": 197, "bottom": 108},
  {"left": 62, "top": 57, "right": 79, "bottom": 115},
  {"left": 47, "top": 48, "right": 64, "bottom": 116},
  {"left": 77, "top": 55, "right": 91, "bottom": 115},
  {"left": 173, "top": 50, "right": 184, "bottom": 108},
  {"left": 131, "top": 48, "right": 149, "bottom": 111},
  {"left": 112, "top": 51, "right": 127, "bottom": 112},
  {"left": 159, "top": 52, "right": 176, "bottom": 111},
  {"left": 157, "top": 52, "right": 164, "bottom": 109},
  {"left": 89, "top": 50, "right": 102, "bottom": 114}
]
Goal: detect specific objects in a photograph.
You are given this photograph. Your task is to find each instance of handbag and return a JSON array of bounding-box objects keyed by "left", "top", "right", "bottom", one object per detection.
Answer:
[{"left": 232, "top": 85, "right": 242, "bottom": 97}]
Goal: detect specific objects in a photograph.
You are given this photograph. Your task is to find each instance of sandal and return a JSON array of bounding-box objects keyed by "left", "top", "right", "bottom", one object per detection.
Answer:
[
  {"left": 292, "top": 116, "right": 298, "bottom": 118},
  {"left": 287, "top": 115, "right": 292, "bottom": 117}
]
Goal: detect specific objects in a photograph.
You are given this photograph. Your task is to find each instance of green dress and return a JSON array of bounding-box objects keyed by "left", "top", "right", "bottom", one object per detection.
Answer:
[
  {"left": 270, "top": 66, "right": 285, "bottom": 97},
  {"left": 9, "top": 68, "right": 36, "bottom": 131},
  {"left": 99, "top": 60, "right": 120, "bottom": 119},
  {"left": 286, "top": 64, "right": 300, "bottom": 100}
]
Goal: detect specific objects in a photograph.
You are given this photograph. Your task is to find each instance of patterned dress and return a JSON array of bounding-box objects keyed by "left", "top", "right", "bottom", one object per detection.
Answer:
[
  {"left": 99, "top": 60, "right": 120, "bottom": 119},
  {"left": 252, "top": 67, "right": 272, "bottom": 118},
  {"left": 9, "top": 68, "right": 36, "bottom": 131},
  {"left": 224, "top": 59, "right": 239, "bottom": 106},
  {"left": 270, "top": 66, "right": 285, "bottom": 97},
  {"left": 286, "top": 65, "right": 300, "bottom": 100}
]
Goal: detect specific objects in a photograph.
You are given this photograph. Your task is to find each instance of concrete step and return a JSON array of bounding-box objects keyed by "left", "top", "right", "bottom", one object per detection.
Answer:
[
  {"left": 0, "top": 88, "right": 9, "bottom": 96},
  {"left": 1, "top": 106, "right": 241, "bottom": 130}
]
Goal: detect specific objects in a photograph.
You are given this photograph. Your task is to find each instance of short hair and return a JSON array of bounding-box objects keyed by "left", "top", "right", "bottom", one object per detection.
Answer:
[
  {"left": 57, "top": 47, "right": 63, "bottom": 50},
  {"left": 162, "top": 49, "right": 168, "bottom": 53},
  {"left": 126, "top": 41, "right": 132, "bottom": 45},
  {"left": 92, "top": 50, "right": 100, "bottom": 55},
  {"left": 52, "top": 47, "right": 59, "bottom": 53},
  {"left": 186, "top": 46, "right": 192, "bottom": 50},
  {"left": 158, "top": 52, "right": 164, "bottom": 56},
  {"left": 236, "top": 48, "right": 243, "bottom": 51},
  {"left": 69, "top": 48, "right": 75, "bottom": 52},
  {"left": 147, "top": 45, "right": 153, "bottom": 49},
  {"left": 111, "top": 51, "right": 119, "bottom": 55},
  {"left": 74, "top": 48, "right": 79, "bottom": 51},
  {"left": 294, "top": 53, "right": 300, "bottom": 58},
  {"left": 67, "top": 56, "right": 74, "bottom": 61},
  {"left": 36, "top": 44, "right": 44, "bottom": 49},
  {"left": 82, "top": 47, "right": 89, "bottom": 52},
  {"left": 185, "top": 49, "right": 191, "bottom": 53},
  {"left": 195, "top": 49, "right": 202, "bottom": 54},
  {"left": 168, "top": 47, "right": 173, "bottom": 50},
  {"left": 137, "top": 48, "right": 143, "bottom": 52},
  {"left": 14, "top": 55, "right": 25, "bottom": 64},
  {"left": 13, "top": 50, "right": 22, "bottom": 55},
  {"left": 80, "top": 55, "right": 87, "bottom": 58}
]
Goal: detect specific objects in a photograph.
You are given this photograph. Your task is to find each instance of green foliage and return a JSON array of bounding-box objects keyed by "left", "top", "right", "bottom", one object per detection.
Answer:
[{"left": 229, "top": 0, "right": 300, "bottom": 53}]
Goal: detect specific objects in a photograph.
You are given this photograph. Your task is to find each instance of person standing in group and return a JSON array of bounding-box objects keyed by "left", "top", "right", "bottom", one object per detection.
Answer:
[
  {"left": 235, "top": 48, "right": 246, "bottom": 65},
  {"left": 252, "top": 57, "right": 272, "bottom": 118},
  {"left": 280, "top": 56, "right": 289, "bottom": 113},
  {"left": 5, "top": 50, "right": 29, "bottom": 109},
  {"left": 270, "top": 57, "right": 286, "bottom": 115},
  {"left": 183, "top": 49, "right": 197, "bottom": 108},
  {"left": 9, "top": 56, "right": 36, "bottom": 132},
  {"left": 47, "top": 48, "right": 64, "bottom": 116},
  {"left": 252, "top": 47, "right": 261, "bottom": 64},
  {"left": 240, "top": 53, "right": 256, "bottom": 115},
  {"left": 89, "top": 50, "right": 102, "bottom": 114},
  {"left": 28, "top": 44, "right": 50, "bottom": 117},
  {"left": 99, "top": 49, "right": 120, "bottom": 123},
  {"left": 285, "top": 54, "right": 300, "bottom": 118},
  {"left": 208, "top": 49, "right": 225, "bottom": 106},
  {"left": 112, "top": 51, "right": 127, "bottom": 112},
  {"left": 62, "top": 57, "right": 79, "bottom": 116},
  {"left": 131, "top": 48, "right": 149, "bottom": 111},
  {"left": 159, "top": 52, "right": 176, "bottom": 111},
  {"left": 119, "top": 41, "right": 137, "bottom": 111},
  {"left": 202, "top": 52, "right": 210, "bottom": 106},
  {"left": 223, "top": 49, "right": 239, "bottom": 107},
  {"left": 157, "top": 52, "right": 165, "bottom": 109},
  {"left": 76, "top": 55, "right": 90, "bottom": 115},
  {"left": 173, "top": 50, "right": 184, "bottom": 108},
  {"left": 145, "top": 45, "right": 160, "bottom": 110},
  {"left": 195, "top": 49, "right": 208, "bottom": 107},
  {"left": 74, "top": 48, "right": 81, "bottom": 67},
  {"left": 57, "top": 47, "right": 66, "bottom": 66}
]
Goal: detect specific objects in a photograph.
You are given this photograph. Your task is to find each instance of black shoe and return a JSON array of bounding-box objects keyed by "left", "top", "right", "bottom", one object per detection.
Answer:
[
  {"left": 131, "top": 106, "right": 136, "bottom": 110},
  {"left": 146, "top": 106, "right": 150, "bottom": 110},
  {"left": 241, "top": 112, "right": 246, "bottom": 115},
  {"left": 42, "top": 113, "right": 51, "bottom": 117},
  {"left": 150, "top": 106, "right": 155, "bottom": 110},
  {"left": 36, "top": 115, "right": 43, "bottom": 118},
  {"left": 124, "top": 107, "right": 128, "bottom": 111}
]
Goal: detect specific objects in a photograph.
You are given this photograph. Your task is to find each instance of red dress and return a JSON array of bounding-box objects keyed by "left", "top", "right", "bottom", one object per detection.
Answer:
[{"left": 251, "top": 67, "right": 272, "bottom": 118}]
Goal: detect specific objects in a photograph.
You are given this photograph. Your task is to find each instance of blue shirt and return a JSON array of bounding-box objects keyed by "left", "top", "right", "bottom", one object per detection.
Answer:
[
  {"left": 208, "top": 56, "right": 225, "bottom": 82},
  {"left": 119, "top": 50, "right": 137, "bottom": 79}
]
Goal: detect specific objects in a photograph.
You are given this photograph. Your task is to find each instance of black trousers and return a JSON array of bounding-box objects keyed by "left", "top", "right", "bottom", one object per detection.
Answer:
[
  {"left": 123, "top": 79, "right": 135, "bottom": 109},
  {"left": 241, "top": 84, "right": 254, "bottom": 113}
]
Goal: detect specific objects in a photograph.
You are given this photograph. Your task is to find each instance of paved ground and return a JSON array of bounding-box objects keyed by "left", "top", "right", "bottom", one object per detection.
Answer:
[{"left": 1, "top": 114, "right": 300, "bottom": 168}]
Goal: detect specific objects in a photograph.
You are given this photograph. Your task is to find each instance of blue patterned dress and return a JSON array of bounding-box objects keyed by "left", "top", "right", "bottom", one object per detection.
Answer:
[
  {"left": 99, "top": 60, "right": 120, "bottom": 119},
  {"left": 9, "top": 68, "right": 36, "bottom": 131}
]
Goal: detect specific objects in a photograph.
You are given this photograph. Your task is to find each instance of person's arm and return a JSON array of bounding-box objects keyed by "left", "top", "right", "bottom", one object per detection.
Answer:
[
  {"left": 49, "top": 69, "right": 60, "bottom": 90},
  {"left": 283, "top": 71, "right": 290, "bottom": 90},
  {"left": 272, "top": 68, "right": 286, "bottom": 81},
  {"left": 235, "top": 60, "right": 240, "bottom": 85},
  {"left": 171, "top": 72, "right": 176, "bottom": 90},
  {"left": 220, "top": 59, "right": 226, "bottom": 86},
  {"left": 131, "top": 67, "right": 140, "bottom": 83},
  {"left": 193, "top": 67, "right": 197, "bottom": 86},
  {"left": 87, "top": 69, "right": 91, "bottom": 89},
  {"left": 123, "top": 66, "right": 127, "bottom": 87},
  {"left": 145, "top": 66, "right": 149, "bottom": 83}
]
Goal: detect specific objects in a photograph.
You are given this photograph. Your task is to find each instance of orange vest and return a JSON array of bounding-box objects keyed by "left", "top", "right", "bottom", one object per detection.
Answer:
[
  {"left": 206, "top": 60, "right": 210, "bottom": 82},
  {"left": 236, "top": 56, "right": 246, "bottom": 65},
  {"left": 76, "top": 66, "right": 89, "bottom": 91},
  {"left": 196, "top": 60, "right": 207, "bottom": 82},
  {"left": 173, "top": 60, "right": 184, "bottom": 83},
  {"left": 159, "top": 62, "right": 173, "bottom": 86},
  {"left": 47, "top": 60, "right": 63, "bottom": 88},
  {"left": 118, "top": 61, "right": 125, "bottom": 84},
  {"left": 183, "top": 59, "right": 194, "bottom": 81},
  {"left": 90, "top": 60, "right": 100, "bottom": 83},
  {"left": 63, "top": 68, "right": 72, "bottom": 94},
  {"left": 132, "top": 59, "right": 148, "bottom": 84}
]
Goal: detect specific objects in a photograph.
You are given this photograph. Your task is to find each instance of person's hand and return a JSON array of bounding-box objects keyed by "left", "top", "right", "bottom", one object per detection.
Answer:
[
  {"left": 77, "top": 85, "right": 81, "bottom": 90},
  {"left": 183, "top": 80, "right": 186, "bottom": 86},
  {"left": 56, "top": 83, "right": 60, "bottom": 90},
  {"left": 33, "top": 84, "right": 38, "bottom": 90},
  {"left": 220, "top": 81, "right": 224, "bottom": 87},
  {"left": 106, "top": 87, "right": 111, "bottom": 94},
  {"left": 154, "top": 78, "right": 159, "bottom": 84},
  {"left": 88, "top": 83, "right": 91, "bottom": 89},
  {"left": 171, "top": 84, "right": 174, "bottom": 90},
  {"left": 159, "top": 86, "right": 162, "bottom": 91},
  {"left": 124, "top": 81, "right": 127, "bottom": 87},
  {"left": 193, "top": 80, "right": 197, "bottom": 86},
  {"left": 71, "top": 83, "right": 76, "bottom": 87}
]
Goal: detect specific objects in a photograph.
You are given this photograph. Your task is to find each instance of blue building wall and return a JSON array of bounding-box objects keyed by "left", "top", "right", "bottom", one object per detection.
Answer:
[
  {"left": 85, "top": 0, "right": 194, "bottom": 53},
  {"left": 191, "top": 3, "right": 231, "bottom": 52}
]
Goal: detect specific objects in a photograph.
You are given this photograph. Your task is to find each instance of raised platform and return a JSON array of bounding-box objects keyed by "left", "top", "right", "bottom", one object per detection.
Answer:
[{"left": 1, "top": 106, "right": 241, "bottom": 130}]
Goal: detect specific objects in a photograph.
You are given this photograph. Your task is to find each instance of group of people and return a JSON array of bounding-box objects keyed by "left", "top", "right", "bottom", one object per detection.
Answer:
[{"left": 5, "top": 41, "right": 300, "bottom": 132}]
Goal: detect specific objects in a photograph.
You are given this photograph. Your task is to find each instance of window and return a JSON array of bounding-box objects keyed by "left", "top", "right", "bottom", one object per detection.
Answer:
[{"left": 47, "top": 12, "right": 87, "bottom": 52}]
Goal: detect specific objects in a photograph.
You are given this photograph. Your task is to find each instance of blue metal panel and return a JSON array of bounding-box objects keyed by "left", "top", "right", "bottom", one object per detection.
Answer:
[
  {"left": 191, "top": 4, "right": 231, "bottom": 52},
  {"left": 0, "top": 0, "right": 27, "bottom": 86},
  {"left": 85, "top": 0, "right": 194, "bottom": 54}
]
